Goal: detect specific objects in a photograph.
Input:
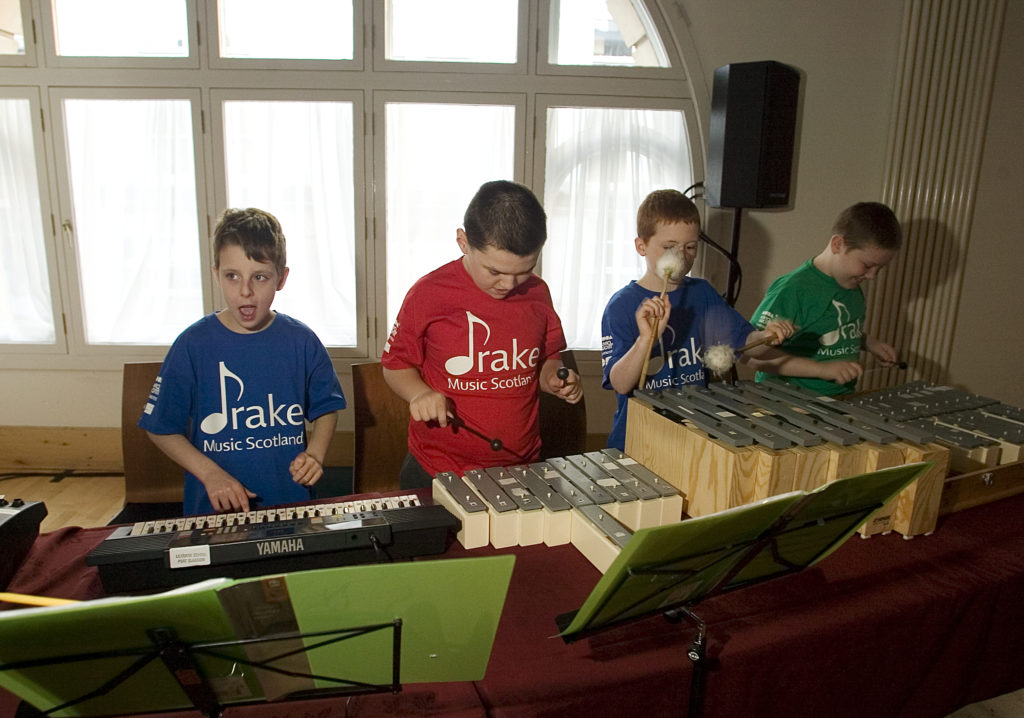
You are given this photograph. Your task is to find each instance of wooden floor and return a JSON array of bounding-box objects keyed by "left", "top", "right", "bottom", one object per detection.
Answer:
[
  {"left": 2, "top": 470, "right": 125, "bottom": 532},
  {"left": 3, "top": 470, "right": 1023, "bottom": 718}
]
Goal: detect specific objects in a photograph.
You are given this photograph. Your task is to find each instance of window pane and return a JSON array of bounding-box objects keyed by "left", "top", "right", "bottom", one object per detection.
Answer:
[
  {"left": 218, "top": 0, "right": 353, "bottom": 60},
  {"left": 543, "top": 106, "right": 690, "bottom": 350},
  {"left": 52, "top": 0, "right": 188, "bottom": 57},
  {"left": 386, "top": 0, "right": 517, "bottom": 63},
  {"left": 64, "top": 98, "right": 202, "bottom": 344},
  {"left": 0, "top": 2, "right": 26, "bottom": 54},
  {"left": 549, "top": 0, "right": 668, "bottom": 68},
  {"left": 385, "top": 103, "right": 515, "bottom": 327},
  {"left": 223, "top": 100, "right": 357, "bottom": 347},
  {"left": 0, "top": 98, "right": 54, "bottom": 343}
]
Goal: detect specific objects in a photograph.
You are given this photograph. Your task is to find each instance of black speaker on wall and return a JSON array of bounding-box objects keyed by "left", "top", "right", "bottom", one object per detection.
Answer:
[{"left": 705, "top": 60, "right": 800, "bottom": 209}]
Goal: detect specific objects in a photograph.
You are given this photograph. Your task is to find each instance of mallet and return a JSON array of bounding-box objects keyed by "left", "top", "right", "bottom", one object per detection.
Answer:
[
  {"left": 638, "top": 250, "right": 686, "bottom": 390},
  {"left": 704, "top": 335, "right": 787, "bottom": 377},
  {"left": 449, "top": 415, "right": 503, "bottom": 452}
]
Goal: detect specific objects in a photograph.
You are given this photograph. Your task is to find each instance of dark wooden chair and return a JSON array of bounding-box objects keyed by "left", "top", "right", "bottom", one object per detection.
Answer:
[
  {"left": 351, "top": 361, "right": 411, "bottom": 494},
  {"left": 538, "top": 350, "right": 588, "bottom": 459},
  {"left": 115, "top": 362, "right": 183, "bottom": 522}
]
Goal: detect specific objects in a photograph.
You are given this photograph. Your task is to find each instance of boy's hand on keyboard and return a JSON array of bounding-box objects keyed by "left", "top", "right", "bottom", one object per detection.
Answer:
[
  {"left": 203, "top": 472, "right": 258, "bottom": 513},
  {"left": 290, "top": 452, "right": 324, "bottom": 486}
]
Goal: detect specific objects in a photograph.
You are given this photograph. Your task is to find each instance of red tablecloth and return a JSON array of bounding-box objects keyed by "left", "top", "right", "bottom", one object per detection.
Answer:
[{"left": 4, "top": 491, "right": 1024, "bottom": 718}]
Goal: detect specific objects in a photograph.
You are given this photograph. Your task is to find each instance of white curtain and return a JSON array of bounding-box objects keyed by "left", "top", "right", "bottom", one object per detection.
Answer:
[
  {"left": 384, "top": 103, "right": 515, "bottom": 329},
  {"left": 543, "top": 106, "right": 691, "bottom": 349},
  {"left": 224, "top": 100, "right": 357, "bottom": 346},
  {"left": 0, "top": 98, "right": 55, "bottom": 343},
  {"left": 64, "top": 98, "right": 203, "bottom": 344}
]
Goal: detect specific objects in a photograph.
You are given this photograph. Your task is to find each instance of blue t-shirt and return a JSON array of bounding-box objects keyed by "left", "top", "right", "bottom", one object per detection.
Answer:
[
  {"left": 139, "top": 312, "right": 346, "bottom": 515},
  {"left": 601, "top": 278, "right": 753, "bottom": 450}
]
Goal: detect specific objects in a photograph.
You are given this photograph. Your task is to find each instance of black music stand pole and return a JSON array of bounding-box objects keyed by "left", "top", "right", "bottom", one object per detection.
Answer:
[
  {"left": 148, "top": 627, "right": 223, "bottom": 717},
  {"left": 665, "top": 606, "right": 708, "bottom": 718}
]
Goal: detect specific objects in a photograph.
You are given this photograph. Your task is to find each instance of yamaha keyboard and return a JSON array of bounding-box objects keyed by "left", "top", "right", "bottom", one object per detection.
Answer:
[{"left": 86, "top": 496, "right": 459, "bottom": 594}]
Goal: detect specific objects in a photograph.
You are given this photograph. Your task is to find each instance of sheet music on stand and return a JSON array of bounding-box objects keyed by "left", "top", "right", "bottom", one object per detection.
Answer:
[
  {"left": 0, "top": 556, "right": 514, "bottom": 717},
  {"left": 555, "top": 463, "right": 931, "bottom": 717}
]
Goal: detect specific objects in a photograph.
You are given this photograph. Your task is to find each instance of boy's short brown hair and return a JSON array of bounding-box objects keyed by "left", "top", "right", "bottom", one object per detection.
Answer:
[
  {"left": 213, "top": 208, "right": 287, "bottom": 276},
  {"left": 637, "top": 189, "right": 701, "bottom": 240},
  {"left": 832, "top": 202, "right": 902, "bottom": 251},
  {"left": 463, "top": 180, "right": 547, "bottom": 256}
]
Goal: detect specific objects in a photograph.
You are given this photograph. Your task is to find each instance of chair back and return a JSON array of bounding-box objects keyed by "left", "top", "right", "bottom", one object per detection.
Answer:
[
  {"left": 352, "top": 362, "right": 409, "bottom": 493},
  {"left": 538, "top": 350, "right": 588, "bottom": 459},
  {"left": 121, "top": 362, "right": 184, "bottom": 503}
]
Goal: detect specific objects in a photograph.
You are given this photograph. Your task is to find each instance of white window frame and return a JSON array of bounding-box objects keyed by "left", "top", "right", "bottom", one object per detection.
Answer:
[
  {"left": 0, "top": 0, "right": 38, "bottom": 68},
  {"left": 532, "top": 94, "right": 704, "bottom": 350},
  {"left": 204, "top": 0, "right": 366, "bottom": 71},
  {"left": 46, "top": 86, "right": 211, "bottom": 359},
  {"left": 371, "top": 0, "right": 529, "bottom": 75},
  {"left": 0, "top": 86, "right": 66, "bottom": 356},
  {"left": 533, "top": 93, "right": 704, "bottom": 205},
  {"left": 369, "top": 90, "right": 529, "bottom": 352},
  {"left": 537, "top": 0, "right": 681, "bottom": 79},
  {"left": 209, "top": 87, "right": 369, "bottom": 358},
  {"left": 38, "top": 0, "right": 200, "bottom": 70},
  {"left": 0, "top": 0, "right": 699, "bottom": 371}
]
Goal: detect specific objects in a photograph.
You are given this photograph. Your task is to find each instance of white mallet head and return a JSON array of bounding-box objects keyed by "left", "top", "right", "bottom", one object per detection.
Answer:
[
  {"left": 656, "top": 249, "right": 685, "bottom": 283},
  {"left": 704, "top": 343, "right": 735, "bottom": 376}
]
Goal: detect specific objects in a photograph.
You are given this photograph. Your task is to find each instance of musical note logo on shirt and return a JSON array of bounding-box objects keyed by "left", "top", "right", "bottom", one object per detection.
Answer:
[
  {"left": 820, "top": 300, "right": 852, "bottom": 347},
  {"left": 200, "top": 361, "right": 244, "bottom": 434},
  {"left": 445, "top": 311, "right": 491, "bottom": 376}
]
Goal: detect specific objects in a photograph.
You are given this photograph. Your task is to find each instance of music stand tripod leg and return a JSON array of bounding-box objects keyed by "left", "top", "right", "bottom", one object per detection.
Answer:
[
  {"left": 665, "top": 606, "right": 708, "bottom": 718},
  {"left": 147, "top": 627, "right": 224, "bottom": 718}
]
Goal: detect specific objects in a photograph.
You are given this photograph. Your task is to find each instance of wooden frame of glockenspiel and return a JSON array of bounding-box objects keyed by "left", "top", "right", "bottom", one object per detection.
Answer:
[{"left": 624, "top": 384, "right": 1024, "bottom": 539}]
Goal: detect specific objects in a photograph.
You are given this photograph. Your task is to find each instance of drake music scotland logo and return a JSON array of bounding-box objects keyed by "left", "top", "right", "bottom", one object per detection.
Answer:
[
  {"left": 819, "top": 299, "right": 862, "bottom": 349},
  {"left": 445, "top": 311, "right": 540, "bottom": 391},
  {"left": 200, "top": 361, "right": 306, "bottom": 452}
]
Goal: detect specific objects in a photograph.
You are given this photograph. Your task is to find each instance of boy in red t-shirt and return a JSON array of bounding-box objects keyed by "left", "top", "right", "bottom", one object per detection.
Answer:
[{"left": 382, "top": 180, "right": 583, "bottom": 489}]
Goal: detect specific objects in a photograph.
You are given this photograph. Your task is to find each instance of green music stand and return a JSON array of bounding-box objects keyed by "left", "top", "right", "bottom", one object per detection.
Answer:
[
  {"left": 556, "top": 463, "right": 931, "bottom": 717},
  {"left": 0, "top": 555, "right": 514, "bottom": 717}
]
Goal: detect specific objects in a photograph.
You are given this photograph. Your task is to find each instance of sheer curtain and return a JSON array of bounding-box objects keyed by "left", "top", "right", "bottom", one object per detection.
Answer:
[
  {"left": 64, "top": 98, "right": 202, "bottom": 344},
  {"left": 542, "top": 106, "right": 691, "bottom": 349},
  {"left": 223, "top": 100, "right": 356, "bottom": 346},
  {"left": 0, "top": 98, "right": 55, "bottom": 343},
  {"left": 384, "top": 102, "right": 515, "bottom": 329}
]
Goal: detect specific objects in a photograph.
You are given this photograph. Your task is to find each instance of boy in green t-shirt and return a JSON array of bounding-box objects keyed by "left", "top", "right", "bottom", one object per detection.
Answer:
[{"left": 748, "top": 201, "right": 903, "bottom": 395}]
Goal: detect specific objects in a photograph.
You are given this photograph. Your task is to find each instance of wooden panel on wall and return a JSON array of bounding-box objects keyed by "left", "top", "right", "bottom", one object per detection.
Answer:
[
  {"left": 0, "top": 427, "right": 122, "bottom": 472},
  {"left": 0, "top": 427, "right": 356, "bottom": 473}
]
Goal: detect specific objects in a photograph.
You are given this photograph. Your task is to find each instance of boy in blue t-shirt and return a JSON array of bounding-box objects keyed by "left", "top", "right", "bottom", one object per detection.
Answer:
[
  {"left": 140, "top": 208, "right": 346, "bottom": 515},
  {"left": 601, "top": 190, "right": 843, "bottom": 451}
]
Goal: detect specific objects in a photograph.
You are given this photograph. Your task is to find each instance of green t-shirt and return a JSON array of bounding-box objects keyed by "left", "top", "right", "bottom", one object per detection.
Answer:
[{"left": 751, "top": 258, "right": 865, "bottom": 395}]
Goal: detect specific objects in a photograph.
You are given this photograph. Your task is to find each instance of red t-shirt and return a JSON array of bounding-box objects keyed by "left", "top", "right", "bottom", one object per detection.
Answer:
[{"left": 382, "top": 259, "right": 567, "bottom": 476}]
